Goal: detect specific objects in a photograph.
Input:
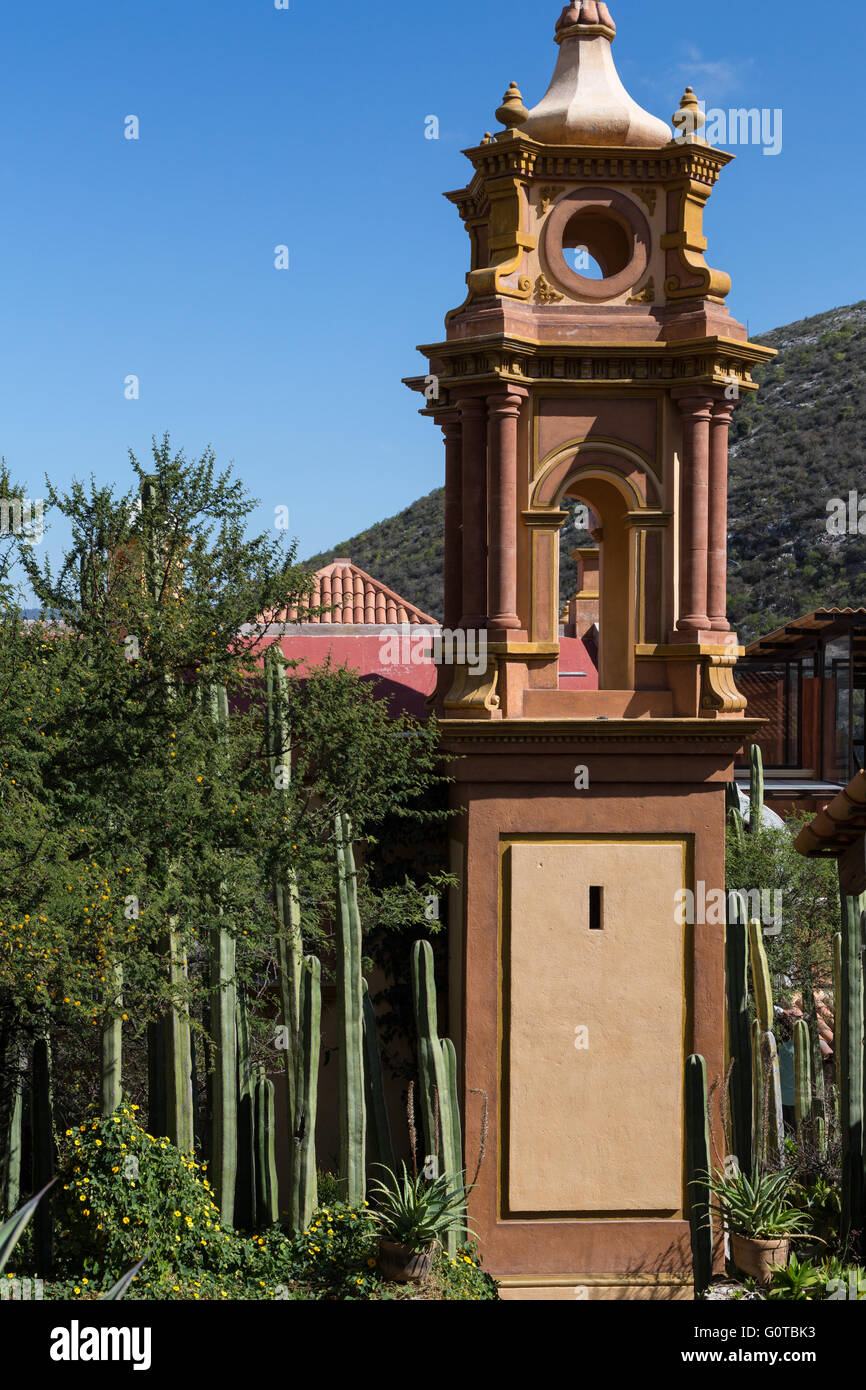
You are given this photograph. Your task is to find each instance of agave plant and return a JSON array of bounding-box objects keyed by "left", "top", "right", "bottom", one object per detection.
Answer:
[
  {"left": 767, "top": 1252, "right": 823, "bottom": 1300},
  {"left": 368, "top": 1163, "right": 473, "bottom": 1253},
  {"left": 696, "top": 1167, "right": 810, "bottom": 1239},
  {"left": 0, "top": 1181, "right": 56, "bottom": 1275}
]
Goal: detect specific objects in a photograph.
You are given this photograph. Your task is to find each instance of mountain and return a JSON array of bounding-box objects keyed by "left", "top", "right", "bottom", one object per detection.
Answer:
[{"left": 305, "top": 302, "right": 866, "bottom": 644}]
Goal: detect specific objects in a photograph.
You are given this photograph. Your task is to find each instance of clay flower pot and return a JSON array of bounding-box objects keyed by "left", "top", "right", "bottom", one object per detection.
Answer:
[
  {"left": 730, "top": 1233, "right": 791, "bottom": 1285},
  {"left": 377, "top": 1238, "right": 436, "bottom": 1285}
]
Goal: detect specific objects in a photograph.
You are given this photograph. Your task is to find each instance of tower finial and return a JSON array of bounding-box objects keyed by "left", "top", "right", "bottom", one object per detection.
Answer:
[
  {"left": 555, "top": 1, "right": 616, "bottom": 42},
  {"left": 495, "top": 81, "right": 529, "bottom": 130},
  {"left": 672, "top": 87, "right": 707, "bottom": 144},
  {"left": 520, "top": 1, "right": 669, "bottom": 147}
]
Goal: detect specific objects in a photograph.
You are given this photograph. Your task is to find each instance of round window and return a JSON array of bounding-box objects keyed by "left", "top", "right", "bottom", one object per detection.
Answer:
[{"left": 542, "top": 187, "right": 651, "bottom": 301}]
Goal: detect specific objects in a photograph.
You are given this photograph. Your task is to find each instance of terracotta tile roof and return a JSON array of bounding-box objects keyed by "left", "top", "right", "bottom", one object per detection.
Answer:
[
  {"left": 265, "top": 559, "right": 438, "bottom": 627},
  {"left": 794, "top": 768, "right": 866, "bottom": 857}
]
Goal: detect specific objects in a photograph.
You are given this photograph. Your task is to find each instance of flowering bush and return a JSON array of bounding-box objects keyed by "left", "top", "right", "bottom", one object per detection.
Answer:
[{"left": 40, "top": 1105, "right": 497, "bottom": 1300}]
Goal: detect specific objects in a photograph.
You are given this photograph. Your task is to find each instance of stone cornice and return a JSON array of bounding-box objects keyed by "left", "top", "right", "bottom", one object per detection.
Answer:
[
  {"left": 438, "top": 717, "right": 765, "bottom": 745},
  {"left": 404, "top": 333, "right": 775, "bottom": 399},
  {"left": 445, "top": 139, "right": 734, "bottom": 218}
]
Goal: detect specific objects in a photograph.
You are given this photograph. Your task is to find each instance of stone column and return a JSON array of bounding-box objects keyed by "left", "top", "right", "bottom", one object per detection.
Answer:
[
  {"left": 707, "top": 400, "right": 734, "bottom": 632},
  {"left": 675, "top": 395, "right": 714, "bottom": 635},
  {"left": 459, "top": 397, "right": 488, "bottom": 629},
  {"left": 487, "top": 389, "right": 525, "bottom": 634},
  {"left": 441, "top": 413, "right": 463, "bottom": 631}
]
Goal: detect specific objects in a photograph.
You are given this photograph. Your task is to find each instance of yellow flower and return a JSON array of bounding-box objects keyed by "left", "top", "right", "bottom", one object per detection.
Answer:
[{"left": 122, "top": 1217, "right": 130, "bottom": 1225}]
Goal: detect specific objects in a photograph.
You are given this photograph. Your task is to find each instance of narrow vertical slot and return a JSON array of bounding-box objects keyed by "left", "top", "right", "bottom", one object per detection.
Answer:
[{"left": 589, "top": 884, "right": 603, "bottom": 930}]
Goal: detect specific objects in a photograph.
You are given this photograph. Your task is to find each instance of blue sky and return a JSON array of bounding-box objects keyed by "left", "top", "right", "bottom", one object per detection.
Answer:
[{"left": 0, "top": 0, "right": 863, "bottom": 585}]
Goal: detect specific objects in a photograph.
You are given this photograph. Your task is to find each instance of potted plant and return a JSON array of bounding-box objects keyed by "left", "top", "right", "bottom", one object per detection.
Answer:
[
  {"left": 698, "top": 1167, "right": 809, "bottom": 1285},
  {"left": 369, "top": 1163, "right": 473, "bottom": 1284}
]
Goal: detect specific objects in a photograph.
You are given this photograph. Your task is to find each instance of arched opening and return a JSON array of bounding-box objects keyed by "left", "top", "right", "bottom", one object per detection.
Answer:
[{"left": 561, "top": 476, "right": 633, "bottom": 691}]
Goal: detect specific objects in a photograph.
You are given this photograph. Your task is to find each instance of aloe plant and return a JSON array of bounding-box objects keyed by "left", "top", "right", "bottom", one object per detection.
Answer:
[
  {"left": 369, "top": 1163, "right": 473, "bottom": 1252},
  {"left": 699, "top": 1167, "right": 808, "bottom": 1239}
]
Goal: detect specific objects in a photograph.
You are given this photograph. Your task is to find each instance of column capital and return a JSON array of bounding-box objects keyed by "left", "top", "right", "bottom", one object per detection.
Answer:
[
  {"left": 710, "top": 399, "right": 736, "bottom": 424},
  {"left": 439, "top": 411, "right": 462, "bottom": 442},
  {"left": 457, "top": 395, "right": 487, "bottom": 418},
  {"left": 672, "top": 391, "right": 715, "bottom": 420},
  {"left": 487, "top": 387, "right": 529, "bottom": 417}
]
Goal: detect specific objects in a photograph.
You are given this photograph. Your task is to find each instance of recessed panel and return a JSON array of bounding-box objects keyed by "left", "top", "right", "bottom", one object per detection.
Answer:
[{"left": 506, "top": 839, "right": 686, "bottom": 1215}]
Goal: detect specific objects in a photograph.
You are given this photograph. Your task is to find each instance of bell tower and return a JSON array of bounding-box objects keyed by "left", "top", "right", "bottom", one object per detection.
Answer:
[{"left": 406, "top": 2, "right": 772, "bottom": 1299}]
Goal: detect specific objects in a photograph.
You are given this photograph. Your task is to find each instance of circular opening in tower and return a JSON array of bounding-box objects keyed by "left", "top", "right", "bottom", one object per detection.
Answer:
[
  {"left": 542, "top": 187, "right": 651, "bottom": 302},
  {"left": 562, "top": 209, "right": 632, "bottom": 280}
]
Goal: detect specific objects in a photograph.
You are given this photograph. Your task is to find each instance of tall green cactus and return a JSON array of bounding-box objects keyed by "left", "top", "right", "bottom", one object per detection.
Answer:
[
  {"left": 810, "top": 1017, "right": 827, "bottom": 1156},
  {"left": 291, "top": 955, "right": 321, "bottom": 1232},
  {"left": 362, "top": 981, "right": 395, "bottom": 1173},
  {"left": 32, "top": 1036, "right": 55, "bottom": 1273},
  {"left": 0, "top": 1035, "right": 24, "bottom": 1218},
  {"left": 725, "top": 891, "right": 752, "bottom": 1173},
  {"left": 102, "top": 964, "right": 124, "bottom": 1116},
  {"left": 751, "top": 1018, "right": 763, "bottom": 1169},
  {"left": 749, "top": 743, "right": 764, "bottom": 834},
  {"left": 793, "top": 1019, "right": 812, "bottom": 1143},
  {"left": 686, "top": 1054, "right": 713, "bottom": 1296},
  {"left": 265, "top": 648, "right": 304, "bottom": 1141},
  {"left": 749, "top": 918, "right": 774, "bottom": 1034},
  {"left": 209, "top": 921, "right": 237, "bottom": 1222},
  {"left": 728, "top": 807, "right": 746, "bottom": 853},
  {"left": 234, "top": 987, "right": 257, "bottom": 1230},
  {"left": 207, "top": 682, "right": 238, "bottom": 1222},
  {"left": 254, "top": 1065, "right": 279, "bottom": 1228},
  {"left": 165, "top": 925, "right": 194, "bottom": 1153},
  {"left": 761, "top": 1031, "right": 785, "bottom": 1168},
  {"left": 837, "top": 876, "right": 864, "bottom": 1244},
  {"left": 411, "top": 939, "right": 463, "bottom": 1255},
  {"left": 335, "top": 813, "right": 366, "bottom": 1208}
]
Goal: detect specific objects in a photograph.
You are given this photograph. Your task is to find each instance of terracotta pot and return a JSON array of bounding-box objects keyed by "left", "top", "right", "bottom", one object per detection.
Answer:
[
  {"left": 377, "top": 1238, "right": 436, "bottom": 1284},
  {"left": 730, "top": 1233, "right": 791, "bottom": 1285}
]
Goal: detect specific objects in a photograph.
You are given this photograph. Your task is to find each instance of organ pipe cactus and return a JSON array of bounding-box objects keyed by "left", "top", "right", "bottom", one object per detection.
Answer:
[
  {"left": 685, "top": 1054, "right": 713, "bottom": 1296},
  {"left": 209, "top": 919, "right": 237, "bottom": 1222},
  {"left": 411, "top": 939, "right": 464, "bottom": 1256},
  {"left": 234, "top": 987, "right": 257, "bottom": 1230},
  {"left": 761, "top": 1031, "right": 785, "bottom": 1168},
  {"left": 32, "top": 1036, "right": 55, "bottom": 1273},
  {"left": 837, "top": 875, "right": 864, "bottom": 1244},
  {"left": 748, "top": 918, "right": 774, "bottom": 1035},
  {"left": 291, "top": 955, "right": 321, "bottom": 1232},
  {"left": 101, "top": 964, "right": 124, "bottom": 1117},
  {"left": 265, "top": 648, "right": 303, "bottom": 1139},
  {"left": 335, "top": 813, "right": 366, "bottom": 1208},
  {"left": 363, "top": 981, "right": 395, "bottom": 1174},
  {"left": 254, "top": 1065, "right": 279, "bottom": 1228},
  {"left": 725, "top": 891, "right": 752, "bottom": 1173},
  {"left": 728, "top": 807, "right": 746, "bottom": 854},
  {"left": 749, "top": 744, "right": 764, "bottom": 834},
  {"left": 793, "top": 1019, "right": 812, "bottom": 1142},
  {"left": 0, "top": 1038, "right": 24, "bottom": 1217},
  {"left": 207, "top": 682, "right": 238, "bottom": 1222},
  {"left": 751, "top": 1019, "right": 763, "bottom": 1169}
]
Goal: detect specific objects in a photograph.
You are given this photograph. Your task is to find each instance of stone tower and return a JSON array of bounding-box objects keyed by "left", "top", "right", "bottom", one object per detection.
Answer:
[{"left": 406, "top": 1, "right": 771, "bottom": 1299}]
